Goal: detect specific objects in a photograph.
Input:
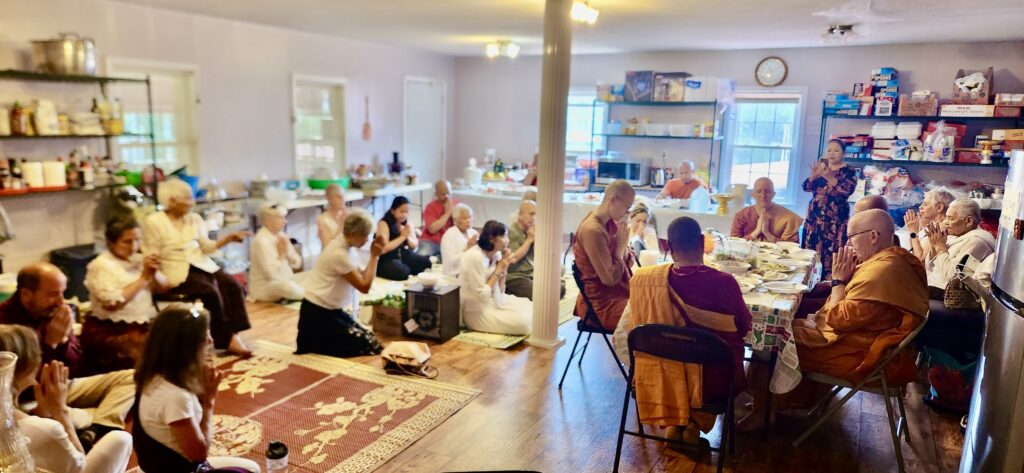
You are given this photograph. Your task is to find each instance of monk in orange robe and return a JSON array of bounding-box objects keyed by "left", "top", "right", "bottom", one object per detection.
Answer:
[
  {"left": 730, "top": 177, "right": 803, "bottom": 243},
  {"left": 742, "top": 209, "right": 928, "bottom": 430},
  {"left": 657, "top": 161, "right": 708, "bottom": 200},
  {"left": 573, "top": 180, "right": 635, "bottom": 330}
]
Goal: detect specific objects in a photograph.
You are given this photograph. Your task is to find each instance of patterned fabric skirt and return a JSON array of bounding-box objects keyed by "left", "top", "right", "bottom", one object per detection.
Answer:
[{"left": 80, "top": 318, "right": 150, "bottom": 375}]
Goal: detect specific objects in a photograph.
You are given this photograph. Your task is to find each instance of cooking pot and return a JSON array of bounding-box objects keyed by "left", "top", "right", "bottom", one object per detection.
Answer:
[{"left": 31, "top": 33, "right": 96, "bottom": 75}]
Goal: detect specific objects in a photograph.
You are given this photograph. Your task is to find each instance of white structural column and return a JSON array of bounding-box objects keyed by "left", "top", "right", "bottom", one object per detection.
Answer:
[{"left": 527, "top": 0, "right": 572, "bottom": 349}]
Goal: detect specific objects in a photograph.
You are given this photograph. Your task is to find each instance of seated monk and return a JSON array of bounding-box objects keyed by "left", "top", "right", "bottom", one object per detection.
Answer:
[
  {"left": 657, "top": 161, "right": 707, "bottom": 200},
  {"left": 614, "top": 216, "right": 751, "bottom": 451},
  {"left": 743, "top": 209, "right": 928, "bottom": 430},
  {"left": 573, "top": 179, "right": 636, "bottom": 330},
  {"left": 730, "top": 177, "right": 802, "bottom": 243}
]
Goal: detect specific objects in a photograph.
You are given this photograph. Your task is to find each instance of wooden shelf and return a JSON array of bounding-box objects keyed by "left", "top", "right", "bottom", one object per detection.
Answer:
[
  {"left": 0, "top": 69, "right": 148, "bottom": 84},
  {"left": 824, "top": 113, "right": 1022, "bottom": 121}
]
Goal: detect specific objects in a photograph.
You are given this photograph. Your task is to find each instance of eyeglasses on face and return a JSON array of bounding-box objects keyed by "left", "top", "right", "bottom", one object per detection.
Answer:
[{"left": 847, "top": 229, "right": 877, "bottom": 239}]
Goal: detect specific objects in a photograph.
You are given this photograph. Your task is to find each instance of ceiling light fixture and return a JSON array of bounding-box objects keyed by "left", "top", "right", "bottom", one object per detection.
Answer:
[
  {"left": 571, "top": 0, "right": 599, "bottom": 25},
  {"left": 821, "top": 24, "right": 856, "bottom": 44},
  {"left": 485, "top": 40, "right": 520, "bottom": 59}
]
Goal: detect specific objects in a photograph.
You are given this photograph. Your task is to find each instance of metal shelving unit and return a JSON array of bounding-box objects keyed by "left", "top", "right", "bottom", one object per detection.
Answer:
[
  {"left": 590, "top": 99, "right": 726, "bottom": 190},
  {"left": 842, "top": 158, "right": 1009, "bottom": 168}
]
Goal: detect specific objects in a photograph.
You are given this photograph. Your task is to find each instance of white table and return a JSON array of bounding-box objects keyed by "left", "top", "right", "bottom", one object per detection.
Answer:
[
  {"left": 361, "top": 183, "right": 433, "bottom": 215},
  {"left": 451, "top": 189, "right": 736, "bottom": 237}
]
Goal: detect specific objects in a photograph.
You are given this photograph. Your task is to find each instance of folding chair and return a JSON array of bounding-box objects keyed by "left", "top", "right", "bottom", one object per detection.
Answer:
[
  {"left": 557, "top": 263, "right": 628, "bottom": 389},
  {"left": 612, "top": 324, "right": 738, "bottom": 473},
  {"left": 792, "top": 312, "right": 930, "bottom": 473}
]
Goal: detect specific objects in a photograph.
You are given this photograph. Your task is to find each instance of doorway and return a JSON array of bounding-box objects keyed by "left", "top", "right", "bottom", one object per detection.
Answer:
[{"left": 403, "top": 77, "right": 446, "bottom": 186}]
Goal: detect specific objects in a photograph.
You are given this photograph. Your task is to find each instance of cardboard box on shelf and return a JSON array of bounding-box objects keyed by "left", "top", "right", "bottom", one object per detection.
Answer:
[
  {"left": 683, "top": 76, "right": 734, "bottom": 102},
  {"left": 940, "top": 104, "right": 997, "bottom": 117},
  {"left": 625, "top": 70, "right": 655, "bottom": 102},
  {"left": 995, "top": 106, "right": 1022, "bottom": 118},
  {"left": 953, "top": 67, "right": 993, "bottom": 105},
  {"left": 1004, "top": 140, "right": 1024, "bottom": 150},
  {"left": 992, "top": 129, "right": 1024, "bottom": 141},
  {"left": 652, "top": 72, "right": 691, "bottom": 102},
  {"left": 897, "top": 93, "right": 938, "bottom": 116},
  {"left": 956, "top": 150, "right": 983, "bottom": 164},
  {"left": 995, "top": 93, "right": 1024, "bottom": 106}
]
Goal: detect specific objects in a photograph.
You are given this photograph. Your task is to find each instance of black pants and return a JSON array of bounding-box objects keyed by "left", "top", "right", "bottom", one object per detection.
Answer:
[
  {"left": 377, "top": 250, "right": 430, "bottom": 281},
  {"left": 295, "top": 299, "right": 383, "bottom": 358},
  {"left": 170, "top": 267, "right": 251, "bottom": 349}
]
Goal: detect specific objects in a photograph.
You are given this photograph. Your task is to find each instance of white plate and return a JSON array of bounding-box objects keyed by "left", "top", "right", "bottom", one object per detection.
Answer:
[
  {"left": 734, "top": 276, "right": 761, "bottom": 286},
  {"left": 763, "top": 282, "right": 809, "bottom": 294},
  {"left": 758, "top": 262, "right": 797, "bottom": 273},
  {"left": 758, "top": 271, "right": 789, "bottom": 282},
  {"left": 776, "top": 242, "right": 802, "bottom": 250},
  {"left": 738, "top": 283, "right": 756, "bottom": 293},
  {"left": 775, "top": 258, "right": 812, "bottom": 268},
  {"left": 718, "top": 261, "right": 751, "bottom": 274},
  {"left": 780, "top": 249, "right": 816, "bottom": 261}
]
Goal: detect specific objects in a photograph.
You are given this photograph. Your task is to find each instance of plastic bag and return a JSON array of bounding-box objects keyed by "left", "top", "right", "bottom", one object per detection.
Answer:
[{"left": 923, "top": 120, "right": 955, "bottom": 162}]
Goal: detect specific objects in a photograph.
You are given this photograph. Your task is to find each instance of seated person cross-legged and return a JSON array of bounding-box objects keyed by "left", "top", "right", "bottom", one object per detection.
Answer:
[
  {"left": 440, "top": 203, "right": 479, "bottom": 277},
  {"left": 134, "top": 307, "right": 260, "bottom": 473},
  {"left": 0, "top": 263, "right": 136, "bottom": 440},
  {"left": 573, "top": 180, "right": 636, "bottom": 330},
  {"left": 141, "top": 178, "right": 253, "bottom": 357},
  {"left": 459, "top": 220, "right": 533, "bottom": 335},
  {"left": 613, "top": 216, "right": 752, "bottom": 452},
  {"left": 1, "top": 325, "right": 133, "bottom": 473},
  {"left": 742, "top": 209, "right": 928, "bottom": 431},
  {"left": 249, "top": 203, "right": 304, "bottom": 302},
  {"left": 924, "top": 198, "right": 995, "bottom": 297},
  {"left": 505, "top": 200, "right": 565, "bottom": 300},
  {"left": 297, "top": 210, "right": 386, "bottom": 358},
  {"left": 83, "top": 217, "right": 171, "bottom": 374},
  {"left": 376, "top": 196, "right": 431, "bottom": 281},
  {"left": 730, "top": 177, "right": 802, "bottom": 243},
  {"left": 316, "top": 183, "right": 349, "bottom": 249}
]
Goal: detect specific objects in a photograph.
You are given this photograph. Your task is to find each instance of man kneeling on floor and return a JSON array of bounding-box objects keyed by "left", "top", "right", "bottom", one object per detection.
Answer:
[
  {"left": 0, "top": 263, "right": 136, "bottom": 445},
  {"left": 614, "top": 216, "right": 751, "bottom": 454}
]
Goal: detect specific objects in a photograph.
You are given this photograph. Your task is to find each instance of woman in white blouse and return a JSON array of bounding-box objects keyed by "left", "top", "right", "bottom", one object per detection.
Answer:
[
  {"left": 83, "top": 218, "right": 170, "bottom": 374},
  {"left": 1, "top": 325, "right": 133, "bottom": 473},
  {"left": 440, "top": 204, "right": 478, "bottom": 277},
  {"left": 458, "top": 220, "right": 533, "bottom": 335},
  {"left": 250, "top": 203, "right": 304, "bottom": 302},
  {"left": 141, "top": 178, "right": 253, "bottom": 357},
  {"left": 317, "top": 183, "right": 349, "bottom": 249}
]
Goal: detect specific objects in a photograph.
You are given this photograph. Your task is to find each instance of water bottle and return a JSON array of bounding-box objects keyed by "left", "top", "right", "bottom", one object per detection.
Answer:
[{"left": 265, "top": 440, "right": 289, "bottom": 472}]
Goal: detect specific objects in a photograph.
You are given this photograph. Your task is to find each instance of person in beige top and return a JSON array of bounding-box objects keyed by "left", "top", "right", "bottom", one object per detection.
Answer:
[
  {"left": 572, "top": 180, "right": 636, "bottom": 330},
  {"left": 316, "top": 183, "right": 348, "bottom": 249},
  {"left": 730, "top": 177, "right": 802, "bottom": 243},
  {"left": 141, "top": 178, "right": 253, "bottom": 357}
]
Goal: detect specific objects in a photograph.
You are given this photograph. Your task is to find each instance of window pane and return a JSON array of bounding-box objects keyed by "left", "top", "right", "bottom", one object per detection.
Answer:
[
  {"left": 754, "top": 123, "right": 774, "bottom": 145},
  {"left": 775, "top": 104, "right": 796, "bottom": 124},
  {"left": 755, "top": 103, "right": 775, "bottom": 122},
  {"left": 565, "top": 96, "right": 604, "bottom": 153}
]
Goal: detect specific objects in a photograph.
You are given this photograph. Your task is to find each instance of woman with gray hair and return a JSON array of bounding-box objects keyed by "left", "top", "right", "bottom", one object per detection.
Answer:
[
  {"left": 440, "top": 203, "right": 478, "bottom": 277},
  {"left": 141, "top": 178, "right": 253, "bottom": 357},
  {"left": 250, "top": 202, "right": 304, "bottom": 302},
  {"left": 297, "top": 209, "right": 386, "bottom": 358}
]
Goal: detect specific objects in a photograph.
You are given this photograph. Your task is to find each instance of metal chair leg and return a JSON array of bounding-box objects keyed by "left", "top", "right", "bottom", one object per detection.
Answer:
[
  {"left": 880, "top": 377, "right": 907, "bottom": 473},
  {"left": 612, "top": 376, "right": 634, "bottom": 473},
  {"left": 601, "top": 333, "right": 629, "bottom": 380},
  {"left": 563, "top": 232, "right": 574, "bottom": 266},
  {"left": 577, "top": 332, "right": 593, "bottom": 367},
  {"left": 896, "top": 387, "right": 910, "bottom": 443},
  {"left": 557, "top": 331, "right": 584, "bottom": 390},
  {"left": 728, "top": 399, "right": 736, "bottom": 455},
  {"left": 793, "top": 382, "right": 863, "bottom": 447}
]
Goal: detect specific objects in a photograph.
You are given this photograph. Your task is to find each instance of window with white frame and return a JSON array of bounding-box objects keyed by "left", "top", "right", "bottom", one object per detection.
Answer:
[
  {"left": 293, "top": 79, "right": 345, "bottom": 179},
  {"left": 565, "top": 92, "right": 606, "bottom": 155},
  {"left": 109, "top": 66, "right": 198, "bottom": 173},
  {"left": 724, "top": 94, "right": 803, "bottom": 204}
]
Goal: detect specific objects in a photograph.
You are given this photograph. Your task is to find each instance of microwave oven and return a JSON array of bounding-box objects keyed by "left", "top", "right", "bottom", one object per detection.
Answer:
[{"left": 596, "top": 157, "right": 650, "bottom": 186}]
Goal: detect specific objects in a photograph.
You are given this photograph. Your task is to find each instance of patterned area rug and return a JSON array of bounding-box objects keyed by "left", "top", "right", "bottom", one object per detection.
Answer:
[{"left": 207, "top": 341, "right": 479, "bottom": 472}]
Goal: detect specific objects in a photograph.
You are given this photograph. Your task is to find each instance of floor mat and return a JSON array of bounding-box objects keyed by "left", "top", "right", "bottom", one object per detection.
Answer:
[{"left": 452, "top": 330, "right": 528, "bottom": 349}]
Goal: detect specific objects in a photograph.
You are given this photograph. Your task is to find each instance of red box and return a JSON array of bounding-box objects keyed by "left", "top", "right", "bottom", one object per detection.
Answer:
[
  {"left": 1004, "top": 140, "right": 1024, "bottom": 151},
  {"left": 995, "top": 106, "right": 1022, "bottom": 118},
  {"left": 925, "top": 121, "right": 967, "bottom": 149},
  {"left": 955, "top": 150, "right": 983, "bottom": 164}
]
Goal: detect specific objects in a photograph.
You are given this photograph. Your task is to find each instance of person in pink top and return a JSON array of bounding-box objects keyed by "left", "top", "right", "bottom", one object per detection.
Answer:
[{"left": 419, "top": 180, "right": 460, "bottom": 257}]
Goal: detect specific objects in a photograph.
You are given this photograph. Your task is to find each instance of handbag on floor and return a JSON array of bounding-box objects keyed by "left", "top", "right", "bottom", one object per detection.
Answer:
[
  {"left": 381, "top": 341, "right": 438, "bottom": 379},
  {"left": 944, "top": 255, "right": 982, "bottom": 311}
]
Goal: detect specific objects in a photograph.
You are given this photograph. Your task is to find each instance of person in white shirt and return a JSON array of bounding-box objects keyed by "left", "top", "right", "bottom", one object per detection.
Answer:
[
  {"left": 1, "top": 325, "right": 133, "bottom": 473},
  {"left": 298, "top": 209, "right": 387, "bottom": 358},
  {"left": 627, "top": 203, "right": 660, "bottom": 254},
  {"left": 924, "top": 198, "right": 996, "bottom": 293},
  {"left": 141, "top": 178, "right": 253, "bottom": 357},
  {"left": 440, "top": 204, "right": 478, "bottom": 277},
  {"left": 250, "top": 203, "right": 304, "bottom": 302},
  {"left": 458, "top": 220, "right": 533, "bottom": 335},
  {"left": 134, "top": 307, "right": 259, "bottom": 472},
  {"left": 83, "top": 217, "right": 170, "bottom": 374},
  {"left": 903, "top": 189, "right": 955, "bottom": 261},
  {"left": 317, "top": 183, "right": 348, "bottom": 249}
]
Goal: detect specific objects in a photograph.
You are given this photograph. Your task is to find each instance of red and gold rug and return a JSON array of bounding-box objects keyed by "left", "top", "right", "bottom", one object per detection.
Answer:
[{"left": 206, "top": 340, "right": 480, "bottom": 472}]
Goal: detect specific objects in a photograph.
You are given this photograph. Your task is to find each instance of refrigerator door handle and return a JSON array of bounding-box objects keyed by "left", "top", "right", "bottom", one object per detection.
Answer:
[{"left": 994, "top": 285, "right": 1024, "bottom": 318}]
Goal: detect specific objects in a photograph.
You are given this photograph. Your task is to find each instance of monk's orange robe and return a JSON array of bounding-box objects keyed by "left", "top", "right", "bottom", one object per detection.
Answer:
[
  {"left": 730, "top": 204, "right": 803, "bottom": 243},
  {"left": 574, "top": 211, "right": 632, "bottom": 330}
]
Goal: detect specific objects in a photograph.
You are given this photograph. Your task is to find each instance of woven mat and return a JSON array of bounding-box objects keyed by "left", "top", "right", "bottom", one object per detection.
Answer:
[
  {"left": 452, "top": 330, "right": 528, "bottom": 349},
  {"left": 207, "top": 340, "right": 479, "bottom": 472}
]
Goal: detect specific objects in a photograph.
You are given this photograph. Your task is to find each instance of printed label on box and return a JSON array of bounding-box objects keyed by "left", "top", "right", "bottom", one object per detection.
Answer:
[{"left": 404, "top": 318, "right": 420, "bottom": 333}]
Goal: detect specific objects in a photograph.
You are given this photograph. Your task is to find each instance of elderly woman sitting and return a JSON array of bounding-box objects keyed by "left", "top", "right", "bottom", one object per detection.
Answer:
[
  {"left": 440, "top": 204, "right": 478, "bottom": 277},
  {"left": 83, "top": 217, "right": 170, "bottom": 374},
  {"left": 141, "top": 178, "right": 253, "bottom": 357},
  {"left": 249, "top": 202, "right": 304, "bottom": 302},
  {"left": 317, "top": 183, "right": 348, "bottom": 249}
]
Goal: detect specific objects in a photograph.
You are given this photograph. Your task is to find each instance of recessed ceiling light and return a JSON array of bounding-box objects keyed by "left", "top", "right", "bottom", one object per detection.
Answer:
[
  {"left": 485, "top": 40, "right": 520, "bottom": 59},
  {"left": 571, "top": 0, "right": 599, "bottom": 25}
]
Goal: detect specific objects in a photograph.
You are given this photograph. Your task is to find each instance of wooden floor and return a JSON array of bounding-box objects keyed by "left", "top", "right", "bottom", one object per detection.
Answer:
[{"left": 244, "top": 302, "right": 965, "bottom": 473}]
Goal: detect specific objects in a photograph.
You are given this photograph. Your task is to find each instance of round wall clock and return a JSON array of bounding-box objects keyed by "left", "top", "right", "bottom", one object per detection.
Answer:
[{"left": 755, "top": 56, "right": 788, "bottom": 87}]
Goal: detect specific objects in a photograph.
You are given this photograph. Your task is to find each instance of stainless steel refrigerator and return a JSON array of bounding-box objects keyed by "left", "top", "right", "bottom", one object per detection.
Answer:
[{"left": 961, "top": 149, "right": 1024, "bottom": 473}]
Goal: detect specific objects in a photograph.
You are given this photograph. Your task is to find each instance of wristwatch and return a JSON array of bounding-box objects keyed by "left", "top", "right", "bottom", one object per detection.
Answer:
[
  {"left": 909, "top": 232, "right": 918, "bottom": 239},
  {"left": 830, "top": 278, "right": 848, "bottom": 287}
]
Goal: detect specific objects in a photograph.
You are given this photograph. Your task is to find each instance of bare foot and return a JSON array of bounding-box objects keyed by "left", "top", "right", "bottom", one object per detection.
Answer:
[{"left": 227, "top": 335, "right": 253, "bottom": 358}]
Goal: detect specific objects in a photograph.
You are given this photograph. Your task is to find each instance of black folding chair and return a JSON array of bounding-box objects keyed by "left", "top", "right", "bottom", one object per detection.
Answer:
[
  {"left": 557, "top": 263, "right": 628, "bottom": 389},
  {"left": 612, "top": 324, "right": 738, "bottom": 473}
]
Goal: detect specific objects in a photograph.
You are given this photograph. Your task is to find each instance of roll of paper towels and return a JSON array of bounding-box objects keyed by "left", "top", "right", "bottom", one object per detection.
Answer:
[
  {"left": 22, "top": 162, "right": 44, "bottom": 188},
  {"left": 42, "top": 161, "right": 66, "bottom": 187}
]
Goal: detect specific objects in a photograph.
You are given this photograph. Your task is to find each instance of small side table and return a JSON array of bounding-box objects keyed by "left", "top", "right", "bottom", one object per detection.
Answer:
[{"left": 404, "top": 284, "right": 460, "bottom": 343}]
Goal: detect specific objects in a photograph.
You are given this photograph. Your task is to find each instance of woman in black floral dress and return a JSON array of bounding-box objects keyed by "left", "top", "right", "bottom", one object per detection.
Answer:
[{"left": 802, "top": 139, "right": 858, "bottom": 278}]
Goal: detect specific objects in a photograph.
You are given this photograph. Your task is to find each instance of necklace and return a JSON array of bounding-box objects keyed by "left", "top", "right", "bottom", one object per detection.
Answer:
[{"left": 670, "top": 264, "right": 706, "bottom": 277}]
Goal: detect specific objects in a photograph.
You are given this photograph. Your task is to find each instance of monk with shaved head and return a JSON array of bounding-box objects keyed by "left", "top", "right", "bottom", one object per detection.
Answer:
[
  {"left": 730, "top": 177, "right": 803, "bottom": 243},
  {"left": 854, "top": 194, "right": 888, "bottom": 213},
  {"left": 742, "top": 209, "right": 928, "bottom": 430},
  {"left": 573, "top": 179, "right": 636, "bottom": 329}
]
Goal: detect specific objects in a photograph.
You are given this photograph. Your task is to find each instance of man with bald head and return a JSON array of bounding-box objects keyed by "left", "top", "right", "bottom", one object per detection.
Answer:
[
  {"left": 419, "top": 180, "right": 460, "bottom": 257},
  {"left": 853, "top": 194, "right": 888, "bottom": 213},
  {"left": 573, "top": 180, "right": 636, "bottom": 329},
  {"left": 0, "top": 263, "right": 136, "bottom": 435},
  {"left": 657, "top": 161, "right": 708, "bottom": 200},
  {"left": 506, "top": 200, "right": 565, "bottom": 300},
  {"left": 730, "top": 177, "right": 802, "bottom": 242},
  {"left": 742, "top": 209, "right": 928, "bottom": 429}
]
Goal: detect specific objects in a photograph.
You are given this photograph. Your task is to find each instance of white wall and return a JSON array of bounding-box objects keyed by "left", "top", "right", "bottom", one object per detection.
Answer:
[
  {"left": 453, "top": 41, "right": 1024, "bottom": 209},
  {"left": 0, "top": 0, "right": 455, "bottom": 272}
]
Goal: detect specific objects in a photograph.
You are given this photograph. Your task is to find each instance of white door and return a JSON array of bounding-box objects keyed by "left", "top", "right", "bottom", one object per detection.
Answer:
[{"left": 404, "top": 78, "right": 446, "bottom": 186}]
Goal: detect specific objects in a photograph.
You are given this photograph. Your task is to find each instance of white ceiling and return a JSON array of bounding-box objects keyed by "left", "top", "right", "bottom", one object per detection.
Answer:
[{"left": 111, "top": 0, "right": 1024, "bottom": 56}]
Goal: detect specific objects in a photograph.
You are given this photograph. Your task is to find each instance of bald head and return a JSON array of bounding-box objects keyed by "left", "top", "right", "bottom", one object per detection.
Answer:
[
  {"left": 847, "top": 209, "right": 895, "bottom": 261},
  {"left": 602, "top": 180, "right": 637, "bottom": 221},
  {"left": 17, "top": 263, "right": 68, "bottom": 319},
  {"left": 677, "top": 161, "right": 696, "bottom": 183},
  {"left": 751, "top": 177, "right": 776, "bottom": 207},
  {"left": 517, "top": 200, "right": 537, "bottom": 229},
  {"left": 434, "top": 180, "right": 451, "bottom": 202},
  {"left": 855, "top": 195, "right": 889, "bottom": 213}
]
